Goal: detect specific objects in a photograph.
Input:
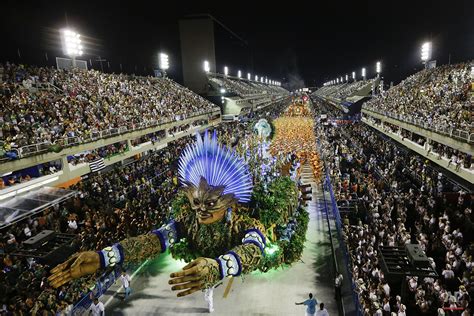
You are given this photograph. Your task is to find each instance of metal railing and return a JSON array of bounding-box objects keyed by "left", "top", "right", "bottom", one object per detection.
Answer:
[
  {"left": 70, "top": 266, "right": 122, "bottom": 315},
  {"left": 324, "top": 169, "right": 363, "bottom": 316},
  {"left": 362, "top": 106, "right": 474, "bottom": 143},
  {"left": 6, "top": 109, "right": 220, "bottom": 160},
  {"left": 315, "top": 138, "right": 363, "bottom": 316}
]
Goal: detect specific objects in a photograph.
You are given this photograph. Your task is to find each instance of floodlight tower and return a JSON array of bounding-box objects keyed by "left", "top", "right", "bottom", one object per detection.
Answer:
[
  {"left": 158, "top": 53, "right": 169, "bottom": 77},
  {"left": 421, "top": 42, "right": 432, "bottom": 68},
  {"left": 362, "top": 67, "right": 366, "bottom": 81},
  {"left": 203, "top": 60, "right": 210, "bottom": 73},
  {"left": 376, "top": 61, "right": 381, "bottom": 77},
  {"left": 352, "top": 71, "right": 356, "bottom": 81},
  {"left": 247, "top": 73, "right": 251, "bottom": 80},
  {"left": 224, "top": 66, "right": 229, "bottom": 76},
  {"left": 62, "top": 29, "right": 83, "bottom": 68},
  {"left": 238, "top": 70, "right": 242, "bottom": 78}
]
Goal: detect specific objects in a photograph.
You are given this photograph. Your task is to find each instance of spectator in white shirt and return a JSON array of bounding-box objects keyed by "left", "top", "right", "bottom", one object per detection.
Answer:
[
  {"left": 315, "top": 303, "right": 329, "bottom": 316},
  {"left": 89, "top": 297, "right": 104, "bottom": 316},
  {"left": 23, "top": 224, "right": 32, "bottom": 238},
  {"left": 120, "top": 270, "right": 132, "bottom": 300}
]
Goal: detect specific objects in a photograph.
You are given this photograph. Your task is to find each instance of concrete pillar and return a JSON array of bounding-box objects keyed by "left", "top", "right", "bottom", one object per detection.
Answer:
[{"left": 58, "top": 156, "right": 71, "bottom": 183}]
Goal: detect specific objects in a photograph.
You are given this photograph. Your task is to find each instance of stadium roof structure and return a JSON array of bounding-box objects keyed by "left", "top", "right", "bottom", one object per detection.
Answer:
[{"left": 0, "top": 187, "right": 76, "bottom": 229}]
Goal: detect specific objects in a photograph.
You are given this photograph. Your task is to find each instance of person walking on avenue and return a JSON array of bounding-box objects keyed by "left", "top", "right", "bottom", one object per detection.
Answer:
[
  {"left": 295, "top": 293, "right": 318, "bottom": 316},
  {"left": 120, "top": 270, "right": 132, "bottom": 300},
  {"left": 89, "top": 297, "right": 104, "bottom": 316},
  {"left": 335, "top": 273, "right": 343, "bottom": 301},
  {"left": 316, "top": 303, "right": 329, "bottom": 316},
  {"left": 204, "top": 286, "right": 214, "bottom": 313}
]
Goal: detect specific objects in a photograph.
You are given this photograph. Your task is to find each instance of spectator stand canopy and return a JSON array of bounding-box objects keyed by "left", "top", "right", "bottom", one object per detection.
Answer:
[{"left": 0, "top": 187, "right": 76, "bottom": 229}]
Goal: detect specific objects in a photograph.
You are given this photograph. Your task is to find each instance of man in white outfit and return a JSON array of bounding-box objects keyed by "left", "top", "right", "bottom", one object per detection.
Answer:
[
  {"left": 315, "top": 303, "right": 329, "bottom": 316},
  {"left": 89, "top": 297, "right": 104, "bottom": 316},
  {"left": 119, "top": 270, "right": 132, "bottom": 300},
  {"left": 204, "top": 287, "right": 214, "bottom": 313}
]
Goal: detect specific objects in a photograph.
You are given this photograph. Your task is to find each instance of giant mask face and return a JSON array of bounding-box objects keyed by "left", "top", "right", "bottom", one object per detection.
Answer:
[{"left": 183, "top": 177, "right": 237, "bottom": 224}]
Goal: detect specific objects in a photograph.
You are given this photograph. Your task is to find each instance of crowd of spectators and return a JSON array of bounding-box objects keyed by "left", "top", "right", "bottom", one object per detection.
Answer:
[
  {"left": 313, "top": 79, "right": 374, "bottom": 101},
  {"left": 0, "top": 136, "right": 191, "bottom": 315},
  {"left": 130, "top": 130, "right": 166, "bottom": 147},
  {"left": 363, "top": 62, "right": 473, "bottom": 132},
  {"left": 314, "top": 103, "right": 473, "bottom": 315},
  {"left": 365, "top": 116, "right": 473, "bottom": 171},
  {"left": 0, "top": 62, "right": 219, "bottom": 158},
  {"left": 208, "top": 75, "right": 288, "bottom": 97},
  {"left": 0, "top": 160, "right": 62, "bottom": 190},
  {"left": 0, "top": 96, "right": 291, "bottom": 315},
  {"left": 67, "top": 141, "right": 128, "bottom": 166}
]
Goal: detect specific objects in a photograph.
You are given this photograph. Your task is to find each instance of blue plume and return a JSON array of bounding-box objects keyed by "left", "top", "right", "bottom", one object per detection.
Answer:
[{"left": 178, "top": 130, "right": 253, "bottom": 203}]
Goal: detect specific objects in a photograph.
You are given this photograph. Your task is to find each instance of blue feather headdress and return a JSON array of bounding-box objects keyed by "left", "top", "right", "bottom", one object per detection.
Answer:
[{"left": 178, "top": 130, "right": 253, "bottom": 203}]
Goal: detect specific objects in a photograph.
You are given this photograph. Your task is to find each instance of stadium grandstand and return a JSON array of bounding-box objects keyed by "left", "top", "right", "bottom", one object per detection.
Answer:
[
  {"left": 0, "top": 2, "right": 473, "bottom": 316},
  {"left": 206, "top": 72, "right": 289, "bottom": 120}
]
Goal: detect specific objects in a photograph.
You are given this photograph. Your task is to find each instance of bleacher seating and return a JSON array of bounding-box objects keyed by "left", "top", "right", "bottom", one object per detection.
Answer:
[{"left": 0, "top": 63, "right": 219, "bottom": 160}]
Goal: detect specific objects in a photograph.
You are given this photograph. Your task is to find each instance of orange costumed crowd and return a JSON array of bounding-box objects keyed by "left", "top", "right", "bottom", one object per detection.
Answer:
[{"left": 269, "top": 103, "right": 323, "bottom": 179}]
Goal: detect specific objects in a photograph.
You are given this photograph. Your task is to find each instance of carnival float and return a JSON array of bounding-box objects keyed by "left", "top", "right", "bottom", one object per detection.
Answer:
[{"left": 48, "top": 99, "right": 321, "bottom": 301}]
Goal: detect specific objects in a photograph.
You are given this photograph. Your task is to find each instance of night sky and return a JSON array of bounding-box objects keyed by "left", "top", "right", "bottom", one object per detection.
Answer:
[{"left": 1, "top": 0, "right": 473, "bottom": 88}]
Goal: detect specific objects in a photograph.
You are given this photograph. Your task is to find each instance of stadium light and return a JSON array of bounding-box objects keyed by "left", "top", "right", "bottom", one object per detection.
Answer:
[
  {"left": 345, "top": 74, "right": 348, "bottom": 81},
  {"left": 238, "top": 70, "right": 242, "bottom": 78},
  {"left": 352, "top": 71, "right": 356, "bottom": 80},
  {"left": 340, "top": 76, "right": 343, "bottom": 82},
  {"left": 247, "top": 73, "right": 251, "bottom": 80},
  {"left": 62, "top": 29, "right": 83, "bottom": 67},
  {"left": 255, "top": 75, "right": 258, "bottom": 81},
  {"left": 203, "top": 60, "right": 210, "bottom": 73},
  {"left": 421, "top": 42, "right": 432, "bottom": 62},
  {"left": 336, "top": 78, "right": 339, "bottom": 83},
  {"left": 261, "top": 77, "right": 264, "bottom": 83},
  {"left": 376, "top": 61, "right": 381, "bottom": 74},
  {"left": 224, "top": 66, "right": 228, "bottom": 76},
  {"left": 159, "top": 53, "right": 169, "bottom": 70},
  {"left": 361, "top": 67, "right": 366, "bottom": 79}
]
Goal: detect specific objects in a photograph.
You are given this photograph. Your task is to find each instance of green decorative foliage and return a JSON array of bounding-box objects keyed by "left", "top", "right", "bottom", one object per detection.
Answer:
[
  {"left": 282, "top": 206, "right": 309, "bottom": 264},
  {"left": 49, "top": 144, "right": 63, "bottom": 153},
  {"left": 251, "top": 176, "right": 298, "bottom": 228},
  {"left": 268, "top": 119, "right": 276, "bottom": 140},
  {"left": 170, "top": 238, "right": 199, "bottom": 263},
  {"left": 168, "top": 193, "right": 190, "bottom": 218}
]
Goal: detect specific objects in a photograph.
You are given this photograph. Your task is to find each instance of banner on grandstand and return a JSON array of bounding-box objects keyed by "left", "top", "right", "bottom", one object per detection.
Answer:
[{"left": 89, "top": 158, "right": 106, "bottom": 173}]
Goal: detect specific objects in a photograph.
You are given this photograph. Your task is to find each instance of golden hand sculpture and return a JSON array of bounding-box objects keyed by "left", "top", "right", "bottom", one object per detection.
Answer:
[
  {"left": 48, "top": 251, "right": 101, "bottom": 288},
  {"left": 169, "top": 257, "right": 221, "bottom": 297}
]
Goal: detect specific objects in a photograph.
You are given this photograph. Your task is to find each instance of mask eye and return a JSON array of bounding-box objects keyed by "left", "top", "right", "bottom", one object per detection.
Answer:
[
  {"left": 207, "top": 200, "right": 216, "bottom": 207},
  {"left": 193, "top": 198, "right": 200, "bottom": 205}
]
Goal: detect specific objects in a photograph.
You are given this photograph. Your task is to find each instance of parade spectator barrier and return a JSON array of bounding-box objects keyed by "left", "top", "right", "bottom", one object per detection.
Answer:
[
  {"left": 315, "top": 137, "right": 363, "bottom": 316},
  {"left": 70, "top": 263, "right": 142, "bottom": 315},
  {"left": 323, "top": 166, "right": 364, "bottom": 316}
]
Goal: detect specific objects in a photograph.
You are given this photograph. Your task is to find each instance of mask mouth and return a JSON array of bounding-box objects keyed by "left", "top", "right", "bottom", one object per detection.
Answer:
[{"left": 197, "top": 211, "right": 212, "bottom": 220}]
